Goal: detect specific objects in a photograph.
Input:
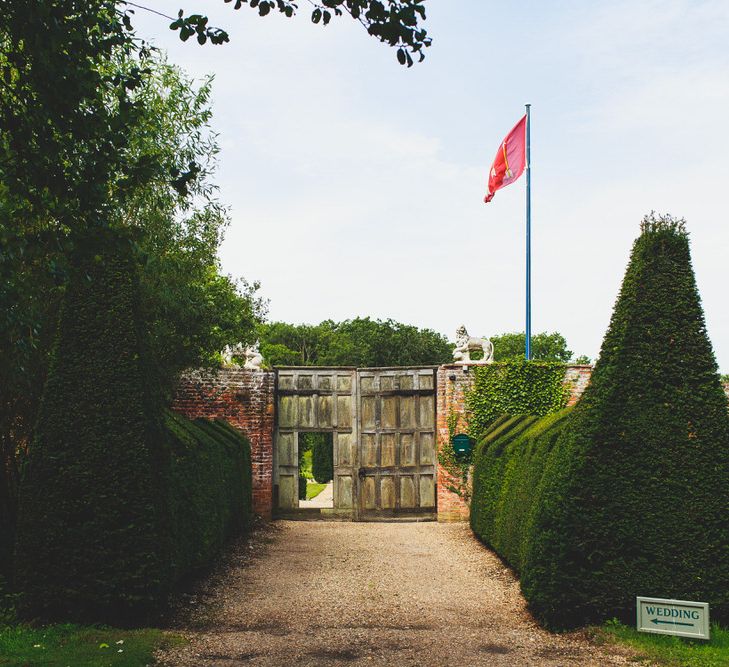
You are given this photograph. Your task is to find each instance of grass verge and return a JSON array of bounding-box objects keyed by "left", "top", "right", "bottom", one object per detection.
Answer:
[
  {"left": 593, "top": 621, "right": 729, "bottom": 667},
  {"left": 306, "top": 482, "right": 327, "bottom": 500},
  {"left": 0, "top": 624, "right": 185, "bottom": 666}
]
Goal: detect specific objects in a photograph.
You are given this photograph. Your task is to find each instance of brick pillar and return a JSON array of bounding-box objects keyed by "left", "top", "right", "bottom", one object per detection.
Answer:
[
  {"left": 563, "top": 365, "right": 593, "bottom": 405},
  {"left": 436, "top": 365, "right": 475, "bottom": 522},
  {"left": 171, "top": 368, "right": 275, "bottom": 520}
]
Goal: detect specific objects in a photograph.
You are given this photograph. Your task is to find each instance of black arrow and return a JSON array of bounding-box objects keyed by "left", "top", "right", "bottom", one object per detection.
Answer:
[{"left": 651, "top": 618, "right": 694, "bottom": 627}]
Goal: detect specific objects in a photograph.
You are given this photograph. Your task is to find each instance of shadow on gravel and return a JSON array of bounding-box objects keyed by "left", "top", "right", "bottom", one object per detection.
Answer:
[
  {"left": 308, "top": 648, "right": 360, "bottom": 661},
  {"left": 203, "top": 652, "right": 260, "bottom": 661},
  {"left": 164, "top": 520, "right": 283, "bottom": 630},
  {"left": 318, "top": 623, "right": 433, "bottom": 632},
  {"left": 480, "top": 643, "right": 512, "bottom": 654},
  {"left": 219, "top": 622, "right": 292, "bottom": 636}
]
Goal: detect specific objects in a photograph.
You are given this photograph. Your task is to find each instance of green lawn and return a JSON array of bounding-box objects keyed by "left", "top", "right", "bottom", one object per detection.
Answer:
[
  {"left": 306, "top": 482, "right": 327, "bottom": 500},
  {"left": 0, "top": 624, "right": 185, "bottom": 667},
  {"left": 594, "top": 621, "right": 729, "bottom": 667}
]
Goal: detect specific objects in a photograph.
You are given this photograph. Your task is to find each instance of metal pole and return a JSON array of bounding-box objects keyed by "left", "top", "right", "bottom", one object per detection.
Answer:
[{"left": 525, "top": 103, "right": 532, "bottom": 360}]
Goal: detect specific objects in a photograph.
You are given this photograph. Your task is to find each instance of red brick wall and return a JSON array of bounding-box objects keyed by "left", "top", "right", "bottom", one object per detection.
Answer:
[
  {"left": 435, "top": 364, "right": 594, "bottom": 523},
  {"left": 171, "top": 368, "right": 276, "bottom": 520},
  {"left": 169, "top": 367, "right": 726, "bottom": 525}
]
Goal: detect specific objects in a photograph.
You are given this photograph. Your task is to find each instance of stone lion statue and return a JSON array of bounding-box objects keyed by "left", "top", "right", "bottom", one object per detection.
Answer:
[
  {"left": 243, "top": 342, "right": 263, "bottom": 370},
  {"left": 221, "top": 342, "right": 245, "bottom": 367},
  {"left": 453, "top": 325, "right": 494, "bottom": 364},
  {"left": 221, "top": 342, "right": 263, "bottom": 370}
]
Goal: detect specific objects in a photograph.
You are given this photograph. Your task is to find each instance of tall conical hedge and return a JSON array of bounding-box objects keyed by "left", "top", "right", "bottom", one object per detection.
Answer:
[
  {"left": 521, "top": 215, "right": 729, "bottom": 629},
  {"left": 14, "top": 229, "right": 170, "bottom": 625}
]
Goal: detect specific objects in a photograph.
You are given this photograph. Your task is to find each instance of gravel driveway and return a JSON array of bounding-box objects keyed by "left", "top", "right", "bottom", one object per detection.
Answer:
[{"left": 158, "top": 521, "right": 633, "bottom": 666}]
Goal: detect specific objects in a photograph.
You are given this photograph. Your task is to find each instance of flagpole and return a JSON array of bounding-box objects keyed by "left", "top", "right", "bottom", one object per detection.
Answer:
[{"left": 525, "top": 103, "right": 532, "bottom": 361}]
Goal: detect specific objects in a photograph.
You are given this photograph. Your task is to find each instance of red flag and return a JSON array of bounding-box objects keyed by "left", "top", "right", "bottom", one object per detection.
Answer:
[{"left": 484, "top": 114, "right": 527, "bottom": 203}]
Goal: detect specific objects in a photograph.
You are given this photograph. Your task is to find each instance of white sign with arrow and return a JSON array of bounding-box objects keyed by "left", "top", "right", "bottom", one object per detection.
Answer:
[{"left": 637, "top": 597, "right": 710, "bottom": 640}]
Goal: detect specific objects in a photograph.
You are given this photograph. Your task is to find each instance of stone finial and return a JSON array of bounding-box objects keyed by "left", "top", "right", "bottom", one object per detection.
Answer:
[{"left": 452, "top": 325, "right": 494, "bottom": 365}]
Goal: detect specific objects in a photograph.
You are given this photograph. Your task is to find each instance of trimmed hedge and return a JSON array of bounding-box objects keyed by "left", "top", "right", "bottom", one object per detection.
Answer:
[
  {"left": 471, "top": 217, "right": 729, "bottom": 630},
  {"left": 470, "top": 412, "right": 571, "bottom": 572},
  {"left": 13, "top": 232, "right": 253, "bottom": 624},
  {"left": 522, "top": 217, "right": 729, "bottom": 629},
  {"left": 14, "top": 231, "right": 170, "bottom": 625},
  {"left": 311, "top": 433, "right": 333, "bottom": 483},
  {"left": 165, "top": 412, "right": 252, "bottom": 579}
]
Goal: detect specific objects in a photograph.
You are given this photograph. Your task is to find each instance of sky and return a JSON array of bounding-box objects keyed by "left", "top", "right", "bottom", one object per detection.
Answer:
[{"left": 134, "top": 0, "right": 729, "bottom": 369}]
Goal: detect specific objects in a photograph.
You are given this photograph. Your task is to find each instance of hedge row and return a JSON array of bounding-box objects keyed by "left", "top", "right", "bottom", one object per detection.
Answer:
[
  {"left": 471, "top": 217, "right": 729, "bottom": 630},
  {"left": 14, "top": 232, "right": 170, "bottom": 625},
  {"left": 13, "top": 232, "right": 252, "bottom": 625},
  {"left": 470, "top": 411, "right": 572, "bottom": 573},
  {"left": 166, "top": 412, "right": 252, "bottom": 580}
]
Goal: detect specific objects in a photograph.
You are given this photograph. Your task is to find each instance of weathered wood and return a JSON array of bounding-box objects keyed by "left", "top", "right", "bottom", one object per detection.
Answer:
[
  {"left": 356, "top": 368, "right": 437, "bottom": 519},
  {"left": 274, "top": 366, "right": 437, "bottom": 520},
  {"left": 274, "top": 368, "right": 358, "bottom": 515}
]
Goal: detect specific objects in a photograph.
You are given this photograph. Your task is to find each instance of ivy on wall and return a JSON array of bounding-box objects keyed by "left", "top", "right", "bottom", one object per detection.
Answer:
[
  {"left": 438, "top": 360, "right": 569, "bottom": 501},
  {"left": 466, "top": 360, "right": 569, "bottom": 442},
  {"left": 437, "top": 409, "right": 472, "bottom": 502}
]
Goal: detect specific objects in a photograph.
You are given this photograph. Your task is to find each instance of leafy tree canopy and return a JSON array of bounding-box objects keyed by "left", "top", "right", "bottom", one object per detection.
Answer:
[
  {"left": 258, "top": 318, "right": 452, "bottom": 367},
  {"left": 490, "top": 331, "right": 573, "bottom": 363},
  {"left": 0, "top": 0, "right": 429, "bottom": 233},
  {"left": 169, "top": 0, "right": 431, "bottom": 66}
]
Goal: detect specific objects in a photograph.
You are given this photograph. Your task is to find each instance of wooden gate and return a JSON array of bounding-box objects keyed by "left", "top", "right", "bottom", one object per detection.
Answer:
[
  {"left": 273, "top": 366, "right": 437, "bottom": 520},
  {"left": 356, "top": 367, "right": 437, "bottom": 520}
]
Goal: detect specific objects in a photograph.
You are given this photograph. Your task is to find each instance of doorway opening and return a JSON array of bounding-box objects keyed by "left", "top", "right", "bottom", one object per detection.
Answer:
[{"left": 298, "top": 432, "right": 334, "bottom": 509}]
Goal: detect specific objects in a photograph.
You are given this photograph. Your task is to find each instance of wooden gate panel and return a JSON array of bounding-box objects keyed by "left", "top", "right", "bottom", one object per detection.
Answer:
[
  {"left": 356, "top": 367, "right": 437, "bottom": 519},
  {"left": 274, "top": 368, "right": 357, "bottom": 515}
]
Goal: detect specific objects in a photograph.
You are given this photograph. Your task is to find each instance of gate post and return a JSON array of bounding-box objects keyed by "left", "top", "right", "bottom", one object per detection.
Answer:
[{"left": 436, "top": 365, "right": 474, "bottom": 522}]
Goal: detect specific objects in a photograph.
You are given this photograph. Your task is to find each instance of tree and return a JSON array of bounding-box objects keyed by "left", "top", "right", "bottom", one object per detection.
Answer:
[
  {"left": 0, "top": 0, "right": 428, "bottom": 347},
  {"left": 258, "top": 318, "right": 452, "bottom": 367},
  {"left": 490, "top": 332, "right": 573, "bottom": 363},
  {"left": 521, "top": 214, "right": 729, "bottom": 628},
  {"left": 0, "top": 0, "right": 430, "bottom": 245},
  {"left": 572, "top": 354, "right": 591, "bottom": 365},
  {"left": 0, "top": 53, "right": 265, "bottom": 585}
]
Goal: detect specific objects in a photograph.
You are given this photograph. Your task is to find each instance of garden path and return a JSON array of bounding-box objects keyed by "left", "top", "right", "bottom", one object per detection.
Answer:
[
  {"left": 158, "top": 521, "right": 633, "bottom": 666},
  {"left": 299, "top": 482, "right": 334, "bottom": 509}
]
